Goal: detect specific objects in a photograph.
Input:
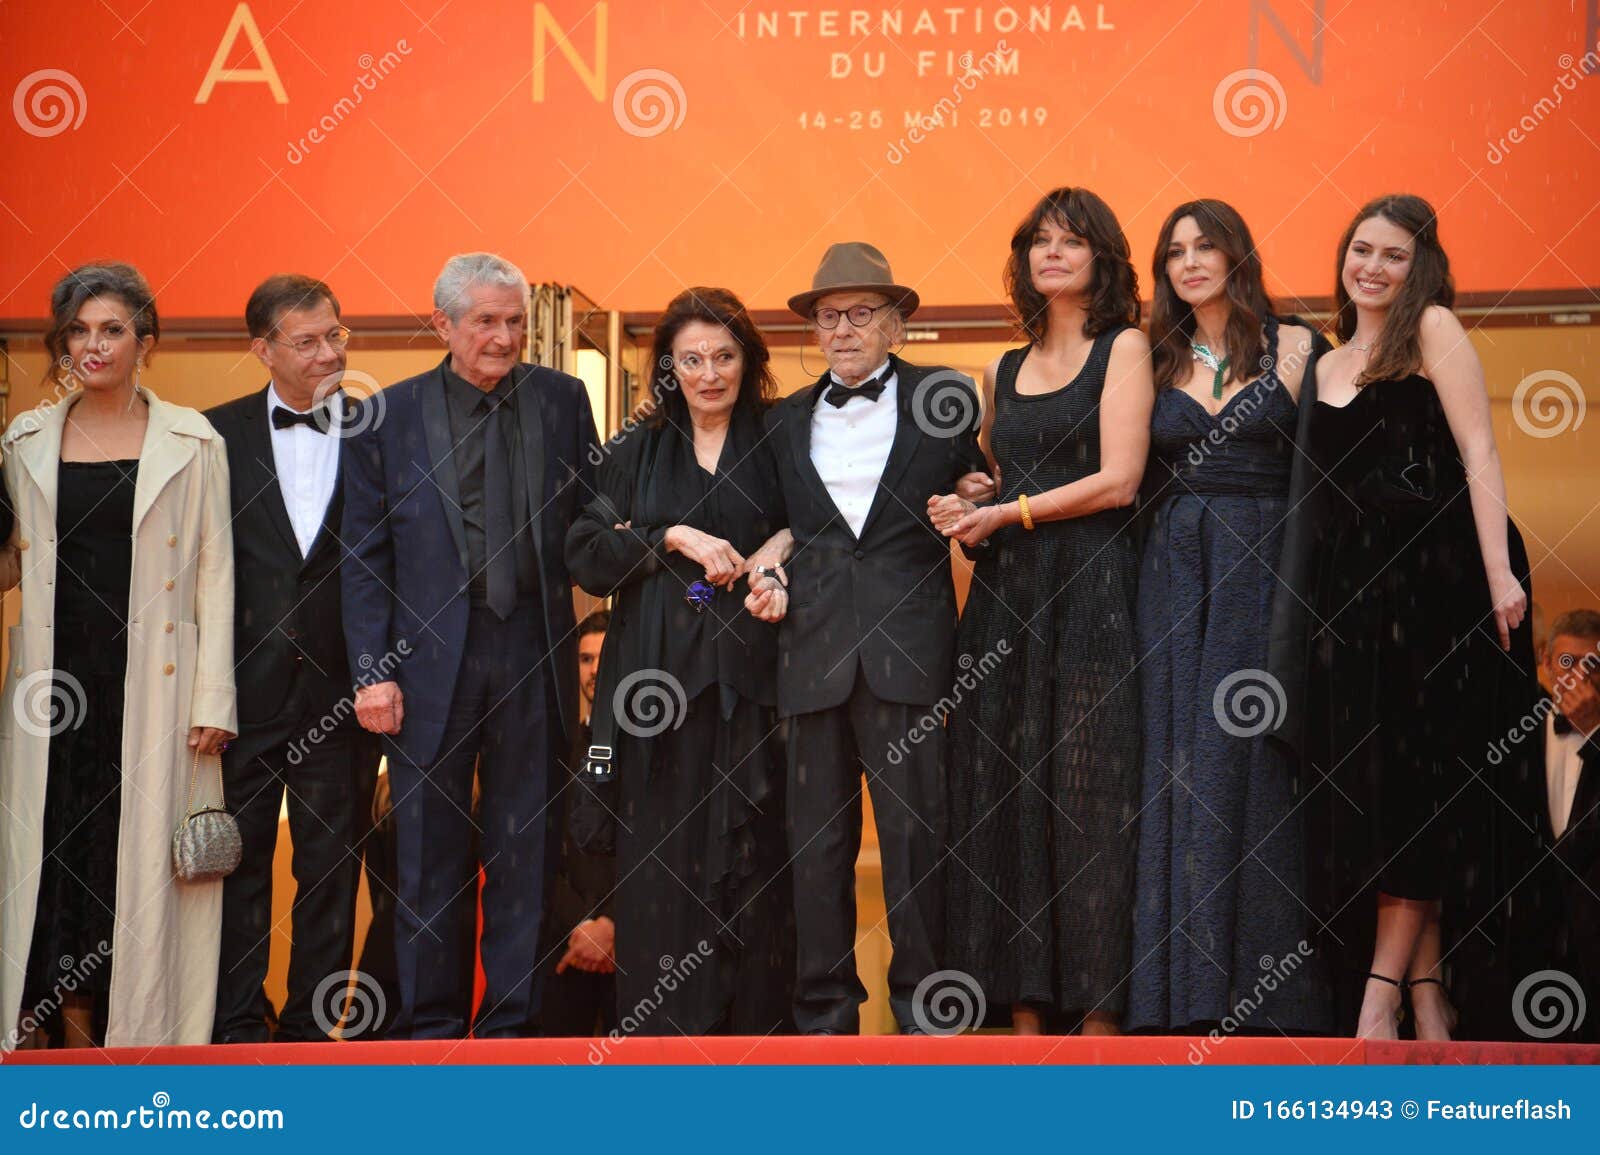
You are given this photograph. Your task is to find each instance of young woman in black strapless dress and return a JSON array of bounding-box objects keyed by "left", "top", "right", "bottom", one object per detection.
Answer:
[{"left": 1298, "top": 195, "right": 1536, "bottom": 1040}]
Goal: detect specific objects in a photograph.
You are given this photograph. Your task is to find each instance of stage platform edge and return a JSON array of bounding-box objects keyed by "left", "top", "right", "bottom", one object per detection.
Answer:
[{"left": 6, "top": 1035, "right": 1598, "bottom": 1066}]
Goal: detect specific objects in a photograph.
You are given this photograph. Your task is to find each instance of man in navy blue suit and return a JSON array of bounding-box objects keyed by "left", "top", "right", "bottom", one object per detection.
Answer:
[{"left": 340, "top": 252, "right": 599, "bottom": 1039}]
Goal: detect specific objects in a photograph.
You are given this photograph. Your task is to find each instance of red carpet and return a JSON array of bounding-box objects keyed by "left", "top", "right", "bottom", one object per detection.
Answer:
[{"left": 6, "top": 1036, "right": 1597, "bottom": 1065}]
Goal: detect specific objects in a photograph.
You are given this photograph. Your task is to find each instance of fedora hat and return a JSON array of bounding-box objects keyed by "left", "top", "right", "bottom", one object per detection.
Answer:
[{"left": 787, "top": 241, "right": 920, "bottom": 319}]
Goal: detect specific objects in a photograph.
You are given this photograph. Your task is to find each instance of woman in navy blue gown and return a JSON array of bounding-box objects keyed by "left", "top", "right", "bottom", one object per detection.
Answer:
[{"left": 1127, "top": 200, "right": 1331, "bottom": 1035}]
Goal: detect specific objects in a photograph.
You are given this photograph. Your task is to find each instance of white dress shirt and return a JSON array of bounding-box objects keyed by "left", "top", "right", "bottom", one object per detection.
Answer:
[
  {"left": 267, "top": 382, "right": 342, "bottom": 557},
  {"left": 1546, "top": 707, "right": 1596, "bottom": 840},
  {"left": 809, "top": 360, "right": 897, "bottom": 538}
]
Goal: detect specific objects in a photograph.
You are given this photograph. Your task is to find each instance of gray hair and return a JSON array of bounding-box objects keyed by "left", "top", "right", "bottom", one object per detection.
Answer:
[{"left": 433, "top": 252, "right": 529, "bottom": 322}]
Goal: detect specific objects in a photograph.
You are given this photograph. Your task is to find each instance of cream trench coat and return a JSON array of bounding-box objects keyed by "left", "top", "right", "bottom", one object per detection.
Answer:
[{"left": 0, "top": 386, "right": 237, "bottom": 1048}]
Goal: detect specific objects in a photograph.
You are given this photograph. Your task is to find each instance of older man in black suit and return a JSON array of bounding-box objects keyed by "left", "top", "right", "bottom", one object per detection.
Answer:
[
  {"left": 341, "top": 252, "right": 599, "bottom": 1039},
  {"left": 754, "top": 242, "right": 991, "bottom": 1034}
]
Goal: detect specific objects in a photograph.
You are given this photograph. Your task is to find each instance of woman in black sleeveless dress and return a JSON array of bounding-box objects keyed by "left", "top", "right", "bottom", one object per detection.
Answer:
[
  {"left": 1127, "top": 200, "right": 1331, "bottom": 1035},
  {"left": 933, "top": 188, "right": 1152, "bottom": 1033},
  {"left": 1290, "top": 196, "right": 1535, "bottom": 1040},
  {"left": 20, "top": 458, "right": 137, "bottom": 1044}
]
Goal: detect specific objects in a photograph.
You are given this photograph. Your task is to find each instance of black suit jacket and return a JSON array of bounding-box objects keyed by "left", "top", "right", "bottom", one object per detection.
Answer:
[
  {"left": 766, "top": 354, "right": 986, "bottom": 716},
  {"left": 1543, "top": 719, "right": 1600, "bottom": 966},
  {"left": 207, "top": 386, "right": 356, "bottom": 769},
  {"left": 340, "top": 358, "right": 599, "bottom": 766}
]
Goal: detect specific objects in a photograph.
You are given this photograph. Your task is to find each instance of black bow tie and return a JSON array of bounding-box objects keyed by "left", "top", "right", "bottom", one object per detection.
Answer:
[
  {"left": 272, "top": 405, "right": 332, "bottom": 433},
  {"left": 1554, "top": 712, "right": 1574, "bottom": 736},
  {"left": 825, "top": 370, "right": 888, "bottom": 408}
]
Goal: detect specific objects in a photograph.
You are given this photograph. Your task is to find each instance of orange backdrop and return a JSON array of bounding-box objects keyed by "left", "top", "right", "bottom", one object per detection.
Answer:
[{"left": 2, "top": 0, "right": 1598, "bottom": 320}]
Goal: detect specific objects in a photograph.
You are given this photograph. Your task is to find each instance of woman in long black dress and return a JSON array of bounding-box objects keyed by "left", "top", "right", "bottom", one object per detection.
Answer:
[
  {"left": 1293, "top": 195, "right": 1535, "bottom": 1039},
  {"left": 931, "top": 188, "right": 1152, "bottom": 1034},
  {"left": 1127, "top": 200, "right": 1331, "bottom": 1034},
  {"left": 565, "top": 287, "right": 796, "bottom": 1035}
]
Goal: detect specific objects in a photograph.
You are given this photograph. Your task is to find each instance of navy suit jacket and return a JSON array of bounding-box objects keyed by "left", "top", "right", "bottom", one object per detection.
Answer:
[{"left": 339, "top": 357, "right": 600, "bottom": 766}]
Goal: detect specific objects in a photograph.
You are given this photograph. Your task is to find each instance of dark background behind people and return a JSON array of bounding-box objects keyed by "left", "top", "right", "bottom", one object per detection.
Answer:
[{"left": 538, "top": 609, "right": 617, "bottom": 1036}]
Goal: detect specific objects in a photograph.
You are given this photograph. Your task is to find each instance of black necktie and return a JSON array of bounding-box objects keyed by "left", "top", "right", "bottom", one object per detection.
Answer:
[
  {"left": 481, "top": 395, "right": 517, "bottom": 620},
  {"left": 825, "top": 369, "right": 888, "bottom": 408},
  {"left": 272, "top": 405, "right": 330, "bottom": 432},
  {"left": 1554, "top": 712, "right": 1574, "bottom": 736}
]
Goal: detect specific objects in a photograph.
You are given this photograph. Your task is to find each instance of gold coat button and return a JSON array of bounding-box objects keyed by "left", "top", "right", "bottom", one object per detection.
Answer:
[
  {"left": 167, "top": 534, "right": 178, "bottom": 547},
  {"left": 164, "top": 621, "right": 175, "bottom": 634},
  {"left": 163, "top": 663, "right": 175, "bottom": 675},
  {"left": 165, "top": 579, "right": 175, "bottom": 591}
]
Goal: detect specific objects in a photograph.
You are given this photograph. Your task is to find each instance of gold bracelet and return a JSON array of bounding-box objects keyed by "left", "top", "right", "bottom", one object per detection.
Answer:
[{"left": 1018, "top": 492, "right": 1034, "bottom": 531}]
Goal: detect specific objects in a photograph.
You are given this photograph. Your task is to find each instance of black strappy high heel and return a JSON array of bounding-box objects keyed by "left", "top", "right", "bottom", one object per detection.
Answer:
[
  {"left": 1366, "top": 972, "right": 1406, "bottom": 1025},
  {"left": 1404, "top": 976, "right": 1458, "bottom": 1037}
]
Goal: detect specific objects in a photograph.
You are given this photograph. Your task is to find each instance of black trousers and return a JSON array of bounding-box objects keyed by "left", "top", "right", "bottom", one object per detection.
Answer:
[
  {"left": 213, "top": 702, "right": 377, "bottom": 1043},
  {"left": 386, "top": 604, "right": 550, "bottom": 1040},
  {"left": 786, "top": 672, "right": 946, "bottom": 1033}
]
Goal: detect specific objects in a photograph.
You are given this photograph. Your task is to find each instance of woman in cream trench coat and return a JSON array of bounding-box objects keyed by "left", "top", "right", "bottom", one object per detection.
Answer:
[{"left": 0, "top": 384, "right": 237, "bottom": 1049}]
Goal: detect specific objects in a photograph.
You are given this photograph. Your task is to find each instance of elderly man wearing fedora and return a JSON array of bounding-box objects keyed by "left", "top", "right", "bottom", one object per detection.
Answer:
[{"left": 760, "top": 242, "right": 991, "bottom": 1034}]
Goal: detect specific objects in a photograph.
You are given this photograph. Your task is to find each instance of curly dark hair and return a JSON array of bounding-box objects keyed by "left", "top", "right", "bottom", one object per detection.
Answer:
[
  {"left": 44, "top": 263, "right": 159, "bottom": 385},
  {"left": 1149, "top": 199, "right": 1273, "bottom": 392},
  {"left": 1332, "top": 193, "right": 1455, "bottom": 387},
  {"left": 1004, "top": 187, "right": 1140, "bottom": 344},
  {"left": 645, "top": 287, "right": 776, "bottom": 429}
]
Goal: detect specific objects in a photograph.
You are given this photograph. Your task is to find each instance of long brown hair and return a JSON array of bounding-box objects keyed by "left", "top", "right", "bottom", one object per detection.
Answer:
[
  {"left": 645, "top": 287, "right": 776, "bottom": 429},
  {"left": 1004, "top": 187, "right": 1140, "bottom": 344},
  {"left": 1333, "top": 194, "right": 1455, "bottom": 386},
  {"left": 1149, "top": 199, "right": 1273, "bottom": 392}
]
